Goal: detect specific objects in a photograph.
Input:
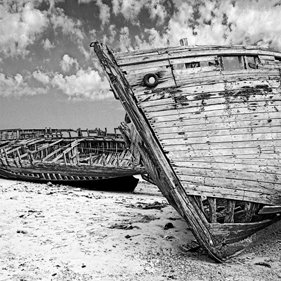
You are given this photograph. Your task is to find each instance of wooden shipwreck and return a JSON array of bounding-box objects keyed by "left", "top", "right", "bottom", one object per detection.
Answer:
[
  {"left": 92, "top": 41, "right": 281, "bottom": 261},
  {"left": 0, "top": 128, "right": 145, "bottom": 192}
]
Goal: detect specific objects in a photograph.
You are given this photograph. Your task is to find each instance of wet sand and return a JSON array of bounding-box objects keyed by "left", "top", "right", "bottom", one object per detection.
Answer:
[{"left": 0, "top": 178, "right": 281, "bottom": 281}]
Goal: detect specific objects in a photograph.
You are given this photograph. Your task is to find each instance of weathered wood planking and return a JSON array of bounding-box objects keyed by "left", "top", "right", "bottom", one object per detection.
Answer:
[
  {"left": 147, "top": 109, "right": 281, "bottom": 127},
  {"left": 176, "top": 168, "right": 281, "bottom": 191},
  {"left": 258, "top": 205, "right": 281, "bottom": 214},
  {"left": 140, "top": 99, "right": 281, "bottom": 118},
  {"left": 151, "top": 111, "right": 281, "bottom": 129},
  {"left": 135, "top": 81, "right": 280, "bottom": 105},
  {"left": 94, "top": 41, "right": 281, "bottom": 262},
  {"left": 171, "top": 160, "right": 281, "bottom": 176},
  {"left": 151, "top": 115, "right": 281, "bottom": 132},
  {"left": 140, "top": 98, "right": 281, "bottom": 116},
  {"left": 156, "top": 127, "right": 281, "bottom": 142},
  {"left": 0, "top": 130, "right": 146, "bottom": 188},
  {"left": 175, "top": 163, "right": 281, "bottom": 185},
  {"left": 94, "top": 42, "right": 225, "bottom": 262},
  {"left": 180, "top": 182, "right": 281, "bottom": 205},
  {"left": 116, "top": 46, "right": 281, "bottom": 66},
  {"left": 118, "top": 48, "right": 281, "bottom": 202},
  {"left": 209, "top": 219, "right": 276, "bottom": 244}
]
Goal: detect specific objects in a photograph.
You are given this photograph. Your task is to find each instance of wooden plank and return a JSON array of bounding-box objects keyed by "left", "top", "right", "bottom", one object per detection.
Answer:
[
  {"left": 165, "top": 143, "right": 281, "bottom": 158},
  {"left": 141, "top": 97, "right": 281, "bottom": 117},
  {"left": 178, "top": 174, "right": 280, "bottom": 196},
  {"left": 159, "top": 139, "right": 281, "bottom": 153},
  {"left": 117, "top": 53, "right": 169, "bottom": 66},
  {"left": 42, "top": 146, "right": 65, "bottom": 161},
  {"left": 115, "top": 44, "right": 280, "bottom": 59},
  {"left": 170, "top": 159, "right": 281, "bottom": 175},
  {"left": 259, "top": 55, "right": 275, "bottom": 61},
  {"left": 136, "top": 86, "right": 280, "bottom": 109},
  {"left": 156, "top": 125, "right": 281, "bottom": 141},
  {"left": 149, "top": 106, "right": 281, "bottom": 124},
  {"left": 169, "top": 157, "right": 281, "bottom": 168},
  {"left": 146, "top": 105, "right": 281, "bottom": 125},
  {"left": 194, "top": 196, "right": 204, "bottom": 212},
  {"left": 26, "top": 139, "right": 63, "bottom": 155},
  {"left": 134, "top": 75, "right": 280, "bottom": 101},
  {"left": 258, "top": 205, "right": 281, "bottom": 215},
  {"left": 159, "top": 132, "right": 281, "bottom": 146},
  {"left": 116, "top": 47, "right": 280, "bottom": 66},
  {"left": 152, "top": 110, "right": 281, "bottom": 129},
  {"left": 173, "top": 66, "right": 219, "bottom": 76},
  {"left": 224, "top": 200, "right": 235, "bottom": 223},
  {"left": 136, "top": 85, "right": 280, "bottom": 106},
  {"left": 209, "top": 218, "right": 275, "bottom": 244},
  {"left": 168, "top": 49, "right": 279, "bottom": 59},
  {"left": 162, "top": 144, "right": 281, "bottom": 157},
  {"left": 243, "top": 202, "right": 259, "bottom": 222},
  {"left": 51, "top": 140, "right": 82, "bottom": 163},
  {"left": 170, "top": 55, "right": 218, "bottom": 65},
  {"left": 173, "top": 166, "right": 281, "bottom": 185},
  {"left": 180, "top": 181, "right": 281, "bottom": 205},
  {"left": 168, "top": 147, "right": 281, "bottom": 161},
  {"left": 223, "top": 71, "right": 280, "bottom": 82},
  {"left": 5, "top": 146, "right": 23, "bottom": 156},
  {"left": 208, "top": 198, "right": 217, "bottom": 223},
  {"left": 120, "top": 60, "right": 170, "bottom": 72},
  {"left": 151, "top": 116, "right": 281, "bottom": 135},
  {"left": 172, "top": 71, "right": 279, "bottom": 87}
]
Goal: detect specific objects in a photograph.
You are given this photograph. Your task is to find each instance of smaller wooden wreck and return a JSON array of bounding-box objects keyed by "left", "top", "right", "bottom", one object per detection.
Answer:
[
  {"left": 92, "top": 41, "right": 281, "bottom": 261},
  {"left": 0, "top": 128, "right": 146, "bottom": 192}
]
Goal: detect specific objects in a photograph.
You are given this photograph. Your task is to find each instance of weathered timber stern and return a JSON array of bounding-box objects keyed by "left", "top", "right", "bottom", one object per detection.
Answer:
[{"left": 92, "top": 42, "right": 281, "bottom": 261}]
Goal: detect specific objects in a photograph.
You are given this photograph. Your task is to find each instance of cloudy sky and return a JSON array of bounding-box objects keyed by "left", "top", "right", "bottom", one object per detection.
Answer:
[{"left": 1, "top": 0, "right": 281, "bottom": 131}]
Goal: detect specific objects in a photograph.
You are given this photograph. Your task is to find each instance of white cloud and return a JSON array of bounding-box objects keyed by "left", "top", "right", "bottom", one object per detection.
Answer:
[
  {"left": 108, "top": 25, "right": 117, "bottom": 43},
  {"left": 135, "top": 27, "right": 169, "bottom": 49},
  {"left": 47, "top": 0, "right": 66, "bottom": 11},
  {"left": 30, "top": 67, "right": 113, "bottom": 101},
  {"left": 78, "top": 0, "right": 92, "bottom": 3},
  {"left": 60, "top": 54, "right": 79, "bottom": 72},
  {"left": 112, "top": 0, "right": 168, "bottom": 25},
  {"left": 0, "top": 72, "right": 47, "bottom": 97},
  {"left": 78, "top": 45, "right": 91, "bottom": 60},
  {"left": 135, "top": 0, "right": 281, "bottom": 52},
  {"left": 119, "top": 26, "right": 132, "bottom": 51},
  {"left": 0, "top": 2, "right": 49, "bottom": 57},
  {"left": 50, "top": 7, "right": 88, "bottom": 58},
  {"left": 96, "top": 0, "right": 110, "bottom": 27},
  {"left": 33, "top": 70, "right": 50, "bottom": 84},
  {"left": 50, "top": 8, "right": 84, "bottom": 41},
  {"left": 51, "top": 68, "right": 112, "bottom": 100},
  {"left": 101, "top": 24, "right": 116, "bottom": 45},
  {"left": 89, "top": 28, "right": 97, "bottom": 38},
  {"left": 42, "top": 38, "right": 55, "bottom": 50},
  {"left": 146, "top": 0, "right": 167, "bottom": 25},
  {"left": 112, "top": 0, "right": 142, "bottom": 24}
]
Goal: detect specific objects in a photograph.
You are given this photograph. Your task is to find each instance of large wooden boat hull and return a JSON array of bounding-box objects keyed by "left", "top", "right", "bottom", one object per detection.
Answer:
[
  {"left": 93, "top": 42, "right": 281, "bottom": 261},
  {"left": 0, "top": 128, "right": 145, "bottom": 192}
]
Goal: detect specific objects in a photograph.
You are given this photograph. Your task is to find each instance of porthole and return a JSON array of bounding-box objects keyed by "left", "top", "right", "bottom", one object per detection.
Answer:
[{"left": 143, "top": 73, "right": 158, "bottom": 87}]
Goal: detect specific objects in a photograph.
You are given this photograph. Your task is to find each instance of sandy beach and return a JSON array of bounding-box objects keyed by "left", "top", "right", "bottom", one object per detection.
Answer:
[{"left": 0, "top": 178, "right": 281, "bottom": 281}]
